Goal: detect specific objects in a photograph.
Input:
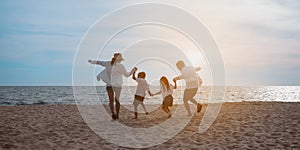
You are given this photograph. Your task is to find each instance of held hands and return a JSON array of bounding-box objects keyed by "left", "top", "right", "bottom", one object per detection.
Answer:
[
  {"left": 130, "top": 67, "right": 138, "bottom": 75},
  {"left": 173, "top": 78, "right": 177, "bottom": 83},
  {"left": 132, "top": 67, "right": 138, "bottom": 73}
]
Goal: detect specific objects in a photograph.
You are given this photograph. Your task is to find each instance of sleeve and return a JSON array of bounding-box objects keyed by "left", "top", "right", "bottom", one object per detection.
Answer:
[
  {"left": 97, "top": 61, "right": 111, "bottom": 67},
  {"left": 159, "top": 85, "right": 164, "bottom": 93},
  {"left": 120, "top": 64, "right": 131, "bottom": 77},
  {"left": 197, "top": 75, "right": 203, "bottom": 85},
  {"left": 170, "top": 84, "right": 174, "bottom": 90},
  {"left": 178, "top": 73, "right": 184, "bottom": 80},
  {"left": 135, "top": 78, "right": 141, "bottom": 83},
  {"left": 146, "top": 82, "right": 150, "bottom": 91}
]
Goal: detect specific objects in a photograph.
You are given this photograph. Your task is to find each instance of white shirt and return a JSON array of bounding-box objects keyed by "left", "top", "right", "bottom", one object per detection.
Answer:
[
  {"left": 95, "top": 61, "right": 112, "bottom": 86},
  {"left": 90, "top": 60, "right": 112, "bottom": 86},
  {"left": 178, "top": 66, "right": 199, "bottom": 89},
  {"left": 161, "top": 84, "right": 174, "bottom": 98},
  {"left": 135, "top": 78, "right": 150, "bottom": 97},
  {"left": 111, "top": 62, "right": 131, "bottom": 87}
]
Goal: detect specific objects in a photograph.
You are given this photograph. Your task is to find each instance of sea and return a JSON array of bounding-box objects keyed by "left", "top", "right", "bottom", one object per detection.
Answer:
[{"left": 0, "top": 86, "right": 299, "bottom": 106}]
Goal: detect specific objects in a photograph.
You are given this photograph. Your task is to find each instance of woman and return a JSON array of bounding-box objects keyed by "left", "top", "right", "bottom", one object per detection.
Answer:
[
  {"left": 153, "top": 76, "right": 177, "bottom": 118},
  {"left": 110, "top": 53, "right": 137, "bottom": 120},
  {"left": 89, "top": 53, "right": 136, "bottom": 120}
]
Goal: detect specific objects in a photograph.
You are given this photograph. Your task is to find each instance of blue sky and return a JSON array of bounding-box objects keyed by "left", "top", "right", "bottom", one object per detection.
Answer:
[{"left": 0, "top": 0, "right": 299, "bottom": 86}]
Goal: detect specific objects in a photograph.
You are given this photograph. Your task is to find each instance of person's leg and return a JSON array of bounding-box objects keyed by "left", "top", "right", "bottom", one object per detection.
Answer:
[
  {"left": 106, "top": 86, "right": 115, "bottom": 117},
  {"left": 113, "top": 87, "right": 121, "bottom": 119},
  {"left": 162, "top": 105, "right": 171, "bottom": 118},
  {"left": 161, "top": 105, "right": 168, "bottom": 113},
  {"left": 141, "top": 102, "right": 148, "bottom": 114},
  {"left": 133, "top": 102, "right": 138, "bottom": 119},
  {"left": 166, "top": 107, "right": 171, "bottom": 113},
  {"left": 166, "top": 106, "right": 171, "bottom": 118},
  {"left": 183, "top": 89, "right": 192, "bottom": 116},
  {"left": 186, "top": 88, "right": 202, "bottom": 113},
  {"left": 187, "top": 88, "right": 198, "bottom": 105}
]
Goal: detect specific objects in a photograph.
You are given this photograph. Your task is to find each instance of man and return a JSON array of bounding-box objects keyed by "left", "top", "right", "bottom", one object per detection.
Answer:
[{"left": 173, "top": 60, "right": 202, "bottom": 116}]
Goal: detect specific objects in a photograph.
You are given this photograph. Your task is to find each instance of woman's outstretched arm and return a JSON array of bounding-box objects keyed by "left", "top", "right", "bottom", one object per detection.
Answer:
[
  {"left": 88, "top": 60, "right": 110, "bottom": 67},
  {"left": 119, "top": 64, "right": 137, "bottom": 77}
]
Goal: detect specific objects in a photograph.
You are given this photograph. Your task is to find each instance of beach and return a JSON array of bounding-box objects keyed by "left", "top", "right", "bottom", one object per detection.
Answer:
[{"left": 0, "top": 102, "right": 299, "bottom": 149}]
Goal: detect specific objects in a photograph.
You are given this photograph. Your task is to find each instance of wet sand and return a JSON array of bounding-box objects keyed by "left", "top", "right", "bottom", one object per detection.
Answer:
[{"left": 0, "top": 102, "right": 299, "bottom": 149}]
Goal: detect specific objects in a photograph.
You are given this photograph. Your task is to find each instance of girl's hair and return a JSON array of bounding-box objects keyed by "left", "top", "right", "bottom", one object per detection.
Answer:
[
  {"left": 160, "top": 76, "right": 170, "bottom": 91},
  {"left": 111, "top": 57, "right": 116, "bottom": 65}
]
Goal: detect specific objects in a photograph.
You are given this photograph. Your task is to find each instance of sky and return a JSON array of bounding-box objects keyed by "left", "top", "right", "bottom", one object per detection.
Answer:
[{"left": 0, "top": 0, "right": 299, "bottom": 86}]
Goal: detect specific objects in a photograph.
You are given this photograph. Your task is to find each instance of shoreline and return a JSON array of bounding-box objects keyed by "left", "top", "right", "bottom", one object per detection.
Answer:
[
  {"left": 2, "top": 100, "right": 300, "bottom": 107},
  {"left": 0, "top": 102, "right": 299, "bottom": 149}
]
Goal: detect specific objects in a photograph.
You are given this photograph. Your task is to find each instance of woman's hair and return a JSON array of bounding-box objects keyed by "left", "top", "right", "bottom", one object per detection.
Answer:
[
  {"left": 111, "top": 57, "right": 116, "bottom": 65},
  {"left": 160, "top": 76, "right": 170, "bottom": 91},
  {"left": 111, "top": 53, "right": 122, "bottom": 65}
]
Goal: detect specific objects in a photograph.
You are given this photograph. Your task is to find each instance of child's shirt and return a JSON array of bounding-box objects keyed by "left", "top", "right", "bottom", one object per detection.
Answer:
[
  {"left": 161, "top": 84, "right": 174, "bottom": 99},
  {"left": 135, "top": 78, "right": 150, "bottom": 97}
]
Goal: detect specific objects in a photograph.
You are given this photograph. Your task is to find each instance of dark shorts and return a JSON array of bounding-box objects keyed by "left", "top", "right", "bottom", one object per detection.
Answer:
[
  {"left": 183, "top": 88, "right": 198, "bottom": 101},
  {"left": 106, "top": 86, "right": 113, "bottom": 92},
  {"left": 162, "top": 95, "right": 173, "bottom": 107},
  {"left": 134, "top": 95, "right": 145, "bottom": 102}
]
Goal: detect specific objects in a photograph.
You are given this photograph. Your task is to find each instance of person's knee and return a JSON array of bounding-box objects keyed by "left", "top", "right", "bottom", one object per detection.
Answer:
[
  {"left": 115, "top": 99, "right": 120, "bottom": 104},
  {"left": 183, "top": 97, "right": 189, "bottom": 103},
  {"left": 109, "top": 100, "right": 115, "bottom": 105},
  {"left": 133, "top": 105, "right": 137, "bottom": 111},
  {"left": 162, "top": 105, "right": 168, "bottom": 110}
]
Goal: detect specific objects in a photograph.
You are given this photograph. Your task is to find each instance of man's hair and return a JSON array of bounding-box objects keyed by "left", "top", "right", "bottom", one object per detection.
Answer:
[
  {"left": 138, "top": 72, "right": 146, "bottom": 78},
  {"left": 176, "top": 60, "right": 185, "bottom": 69}
]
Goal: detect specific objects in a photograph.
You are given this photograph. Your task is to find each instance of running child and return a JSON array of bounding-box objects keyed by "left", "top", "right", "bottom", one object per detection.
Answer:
[
  {"left": 153, "top": 76, "right": 177, "bottom": 118},
  {"left": 132, "top": 70, "right": 153, "bottom": 119}
]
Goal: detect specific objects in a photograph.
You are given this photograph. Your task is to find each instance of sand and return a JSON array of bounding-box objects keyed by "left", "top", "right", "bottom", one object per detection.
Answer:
[{"left": 0, "top": 102, "right": 299, "bottom": 149}]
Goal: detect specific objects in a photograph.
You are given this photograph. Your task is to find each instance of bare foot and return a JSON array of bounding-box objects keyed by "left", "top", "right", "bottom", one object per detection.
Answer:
[{"left": 197, "top": 103, "right": 202, "bottom": 113}]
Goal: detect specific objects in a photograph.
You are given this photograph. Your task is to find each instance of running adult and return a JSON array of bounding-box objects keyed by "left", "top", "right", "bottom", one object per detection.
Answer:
[
  {"left": 173, "top": 60, "right": 202, "bottom": 116},
  {"left": 89, "top": 53, "right": 136, "bottom": 120},
  {"left": 111, "top": 53, "right": 137, "bottom": 120}
]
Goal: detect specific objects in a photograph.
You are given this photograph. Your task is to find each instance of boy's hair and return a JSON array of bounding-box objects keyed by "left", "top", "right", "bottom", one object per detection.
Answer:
[{"left": 138, "top": 72, "right": 146, "bottom": 78}]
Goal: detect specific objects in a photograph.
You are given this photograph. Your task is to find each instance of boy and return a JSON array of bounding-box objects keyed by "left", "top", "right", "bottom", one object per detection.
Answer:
[{"left": 132, "top": 70, "right": 153, "bottom": 119}]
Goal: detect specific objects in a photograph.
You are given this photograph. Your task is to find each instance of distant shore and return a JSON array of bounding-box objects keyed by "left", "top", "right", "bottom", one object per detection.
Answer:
[{"left": 0, "top": 102, "right": 299, "bottom": 149}]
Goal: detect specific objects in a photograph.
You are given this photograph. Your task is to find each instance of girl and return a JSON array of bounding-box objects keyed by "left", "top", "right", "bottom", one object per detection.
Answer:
[{"left": 153, "top": 76, "right": 177, "bottom": 118}]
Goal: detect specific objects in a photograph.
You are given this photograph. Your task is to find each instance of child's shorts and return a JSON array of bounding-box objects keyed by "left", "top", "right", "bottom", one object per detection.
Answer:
[
  {"left": 162, "top": 95, "right": 173, "bottom": 107},
  {"left": 133, "top": 95, "right": 145, "bottom": 105}
]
